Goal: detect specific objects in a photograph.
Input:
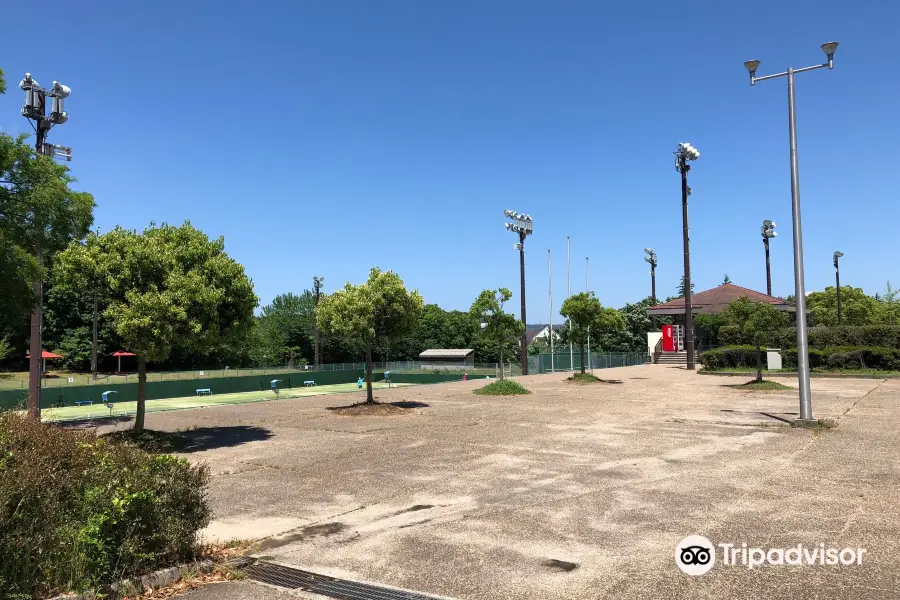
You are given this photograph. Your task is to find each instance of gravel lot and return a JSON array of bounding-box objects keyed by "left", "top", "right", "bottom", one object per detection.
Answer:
[{"left": 112, "top": 365, "right": 900, "bottom": 599}]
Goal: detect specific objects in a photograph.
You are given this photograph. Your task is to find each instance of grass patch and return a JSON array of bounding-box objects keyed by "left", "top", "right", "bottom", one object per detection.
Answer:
[
  {"left": 791, "top": 418, "right": 838, "bottom": 431},
  {"left": 729, "top": 379, "right": 793, "bottom": 391},
  {"left": 473, "top": 380, "right": 531, "bottom": 396},
  {"left": 568, "top": 373, "right": 601, "bottom": 383}
]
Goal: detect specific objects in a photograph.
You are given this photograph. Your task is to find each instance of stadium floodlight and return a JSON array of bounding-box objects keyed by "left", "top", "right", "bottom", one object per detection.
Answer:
[
  {"left": 744, "top": 43, "right": 839, "bottom": 425},
  {"left": 674, "top": 142, "right": 700, "bottom": 370},
  {"left": 18, "top": 70, "right": 75, "bottom": 420},
  {"left": 643, "top": 248, "right": 658, "bottom": 303},
  {"left": 761, "top": 220, "right": 777, "bottom": 296},
  {"left": 504, "top": 208, "right": 534, "bottom": 375},
  {"left": 833, "top": 251, "right": 844, "bottom": 325}
]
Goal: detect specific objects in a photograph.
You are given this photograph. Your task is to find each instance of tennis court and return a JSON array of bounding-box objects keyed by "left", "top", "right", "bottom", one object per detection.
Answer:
[{"left": 40, "top": 381, "right": 412, "bottom": 423}]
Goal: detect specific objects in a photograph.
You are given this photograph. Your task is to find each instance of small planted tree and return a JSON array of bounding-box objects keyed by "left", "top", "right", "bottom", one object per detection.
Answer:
[
  {"left": 53, "top": 222, "right": 257, "bottom": 430},
  {"left": 469, "top": 288, "right": 523, "bottom": 380},
  {"left": 317, "top": 268, "right": 423, "bottom": 403},
  {"left": 722, "top": 297, "right": 789, "bottom": 382},
  {"left": 560, "top": 292, "right": 625, "bottom": 374}
]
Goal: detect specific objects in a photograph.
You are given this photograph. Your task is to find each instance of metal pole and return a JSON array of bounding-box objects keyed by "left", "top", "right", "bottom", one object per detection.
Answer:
[
  {"left": 787, "top": 68, "right": 813, "bottom": 421},
  {"left": 680, "top": 161, "right": 695, "bottom": 370},
  {"left": 91, "top": 291, "right": 98, "bottom": 380},
  {"left": 519, "top": 232, "right": 528, "bottom": 375},
  {"left": 764, "top": 237, "right": 772, "bottom": 296},
  {"left": 548, "top": 249, "right": 553, "bottom": 372},
  {"left": 313, "top": 278, "right": 322, "bottom": 368},
  {"left": 586, "top": 256, "right": 591, "bottom": 373},
  {"left": 568, "top": 236, "right": 573, "bottom": 371},
  {"left": 650, "top": 262, "right": 656, "bottom": 304},
  {"left": 835, "top": 258, "right": 842, "bottom": 325}
]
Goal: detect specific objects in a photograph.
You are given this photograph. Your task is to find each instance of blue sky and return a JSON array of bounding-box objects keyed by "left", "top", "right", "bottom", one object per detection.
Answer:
[{"left": 2, "top": 1, "right": 897, "bottom": 321}]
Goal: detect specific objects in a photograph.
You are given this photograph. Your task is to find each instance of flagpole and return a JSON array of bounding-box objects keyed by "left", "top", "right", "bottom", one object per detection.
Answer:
[
  {"left": 567, "top": 236, "right": 573, "bottom": 372},
  {"left": 548, "top": 248, "right": 554, "bottom": 373}
]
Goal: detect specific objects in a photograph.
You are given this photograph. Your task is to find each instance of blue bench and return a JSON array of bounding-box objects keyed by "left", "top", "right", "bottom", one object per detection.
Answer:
[
  {"left": 75, "top": 400, "right": 92, "bottom": 406},
  {"left": 303, "top": 380, "right": 316, "bottom": 387},
  {"left": 196, "top": 388, "right": 212, "bottom": 396}
]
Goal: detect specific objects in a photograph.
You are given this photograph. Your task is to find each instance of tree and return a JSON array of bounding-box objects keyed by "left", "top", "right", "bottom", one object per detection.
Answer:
[
  {"left": 469, "top": 288, "right": 523, "bottom": 380},
  {"left": 317, "top": 268, "right": 423, "bottom": 403},
  {"left": 252, "top": 292, "right": 316, "bottom": 367},
  {"left": 560, "top": 292, "right": 626, "bottom": 374},
  {"left": 806, "top": 286, "right": 878, "bottom": 326},
  {"left": 676, "top": 276, "right": 695, "bottom": 297},
  {"left": 875, "top": 281, "right": 900, "bottom": 326},
  {"left": 53, "top": 222, "right": 257, "bottom": 430},
  {"left": 721, "top": 297, "right": 789, "bottom": 382},
  {"left": 1, "top": 132, "right": 95, "bottom": 416},
  {"left": 723, "top": 274, "right": 732, "bottom": 284}
]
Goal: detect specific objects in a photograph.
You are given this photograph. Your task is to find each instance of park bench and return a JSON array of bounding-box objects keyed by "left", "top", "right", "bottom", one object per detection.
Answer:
[
  {"left": 196, "top": 388, "right": 212, "bottom": 396},
  {"left": 303, "top": 380, "right": 316, "bottom": 387},
  {"left": 75, "top": 400, "right": 92, "bottom": 406}
]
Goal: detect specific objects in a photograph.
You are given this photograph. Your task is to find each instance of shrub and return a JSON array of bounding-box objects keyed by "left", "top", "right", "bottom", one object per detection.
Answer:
[
  {"left": 473, "top": 380, "right": 531, "bottom": 395},
  {"left": 823, "top": 347, "right": 899, "bottom": 371},
  {"left": 781, "top": 348, "right": 825, "bottom": 369},
  {"left": 0, "top": 414, "right": 210, "bottom": 598},
  {"left": 719, "top": 325, "right": 900, "bottom": 350},
  {"left": 699, "top": 346, "right": 758, "bottom": 370}
]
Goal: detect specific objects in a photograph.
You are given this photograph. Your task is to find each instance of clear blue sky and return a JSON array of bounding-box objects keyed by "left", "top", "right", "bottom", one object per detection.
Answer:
[{"left": 2, "top": 1, "right": 897, "bottom": 321}]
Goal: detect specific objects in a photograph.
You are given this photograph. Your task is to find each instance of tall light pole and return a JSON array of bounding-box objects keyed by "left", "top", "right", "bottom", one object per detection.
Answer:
[
  {"left": 548, "top": 248, "right": 554, "bottom": 372},
  {"left": 675, "top": 142, "right": 700, "bottom": 370},
  {"left": 644, "top": 248, "right": 657, "bottom": 304},
  {"left": 761, "top": 220, "right": 777, "bottom": 296},
  {"left": 567, "top": 236, "right": 573, "bottom": 370},
  {"left": 744, "top": 41, "right": 838, "bottom": 423},
  {"left": 313, "top": 276, "right": 324, "bottom": 368},
  {"left": 91, "top": 228, "right": 100, "bottom": 381},
  {"left": 504, "top": 210, "right": 533, "bottom": 375},
  {"left": 833, "top": 252, "right": 843, "bottom": 325},
  {"left": 19, "top": 72, "right": 73, "bottom": 419},
  {"left": 586, "top": 256, "right": 591, "bottom": 372}
]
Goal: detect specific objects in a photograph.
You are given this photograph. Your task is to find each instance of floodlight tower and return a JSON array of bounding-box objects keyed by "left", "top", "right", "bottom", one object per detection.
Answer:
[
  {"left": 833, "top": 252, "right": 844, "bottom": 325},
  {"left": 19, "top": 72, "right": 73, "bottom": 419},
  {"left": 504, "top": 209, "right": 533, "bottom": 375},
  {"left": 675, "top": 142, "right": 700, "bottom": 370},
  {"left": 761, "top": 220, "right": 777, "bottom": 296},
  {"left": 313, "top": 276, "right": 325, "bottom": 368},
  {"left": 644, "top": 248, "right": 658, "bottom": 304},
  {"left": 744, "top": 41, "right": 839, "bottom": 424}
]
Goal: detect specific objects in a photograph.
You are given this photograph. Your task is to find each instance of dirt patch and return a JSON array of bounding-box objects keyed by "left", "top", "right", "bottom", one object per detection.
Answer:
[
  {"left": 327, "top": 402, "right": 417, "bottom": 416},
  {"left": 542, "top": 559, "right": 578, "bottom": 572},
  {"left": 256, "top": 522, "right": 345, "bottom": 550}
]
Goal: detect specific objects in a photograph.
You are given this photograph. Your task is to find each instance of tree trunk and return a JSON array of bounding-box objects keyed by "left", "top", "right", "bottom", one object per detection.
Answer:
[
  {"left": 365, "top": 346, "right": 374, "bottom": 404},
  {"left": 580, "top": 342, "right": 586, "bottom": 375},
  {"left": 755, "top": 344, "right": 763, "bottom": 383},
  {"left": 498, "top": 333, "right": 505, "bottom": 380},
  {"left": 135, "top": 356, "right": 147, "bottom": 431}
]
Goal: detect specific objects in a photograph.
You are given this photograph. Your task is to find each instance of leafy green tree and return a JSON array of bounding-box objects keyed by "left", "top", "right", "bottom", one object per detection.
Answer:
[
  {"left": 723, "top": 274, "right": 732, "bottom": 284},
  {"left": 676, "top": 276, "right": 695, "bottom": 297},
  {"left": 806, "top": 286, "right": 878, "bottom": 326},
  {"left": 317, "top": 268, "right": 423, "bottom": 403},
  {"left": 53, "top": 222, "right": 257, "bottom": 430},
  {"left": 0, "top": 337, "right": 11, "bottom": 361},
  {"left": 469, "top": 288, "right": 523, "bottom": 379},
  {"left": 875, "top": 281, "right": 900, "bottom": 325},
  {"left": 252, "top": 291, "right": 316, "bottom": 367},
  {"left": 721, "top": 297, "right": 789, "bottom": 382},
  {"left": 560, "top": 292, "right": 626, "bottom": 373}
]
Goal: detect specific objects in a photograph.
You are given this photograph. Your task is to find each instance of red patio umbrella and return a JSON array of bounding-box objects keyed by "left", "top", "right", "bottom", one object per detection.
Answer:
[{"left": 112, "top": 351, "right": 136, "bottom": 373}]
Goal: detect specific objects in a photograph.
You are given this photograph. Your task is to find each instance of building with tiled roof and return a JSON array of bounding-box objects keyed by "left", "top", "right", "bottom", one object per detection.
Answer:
[{"left": 648, "top": 283, "right": 795, "bottom": 316}]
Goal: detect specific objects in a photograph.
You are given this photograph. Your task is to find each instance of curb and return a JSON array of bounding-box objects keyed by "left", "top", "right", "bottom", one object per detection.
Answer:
[
  {"left": 47, "top": 559, "right": 214, "bottom": 600},
  {"left": 698, "top": 371, "right": 900, "bottom": 380}
]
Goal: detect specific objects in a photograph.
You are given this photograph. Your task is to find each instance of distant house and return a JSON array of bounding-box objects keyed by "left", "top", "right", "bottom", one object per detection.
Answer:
[
  {"left": 419, "top": 349, "right": 475, "bottom": 370},
  {"left": 525, "top": 324, "right": 564, "bottom": 346}
]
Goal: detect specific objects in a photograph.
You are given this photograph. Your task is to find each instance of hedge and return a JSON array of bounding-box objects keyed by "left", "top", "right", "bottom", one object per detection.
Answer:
[
  {"left": 702, "top": 346, "right": 900, "bottom": 371},
  {"left": 0, "top": 414, "right": 210, "bottom": 598},
  {"left": 718, "top": 325, "right": 900, "bottom": 350}
]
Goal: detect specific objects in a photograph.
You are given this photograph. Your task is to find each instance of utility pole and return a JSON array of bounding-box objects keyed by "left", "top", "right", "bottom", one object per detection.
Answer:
[
  {"left": 644, "top": 248, "right": 657, "bottom": 304},
  {"left": 761, "top": 221, "right": 776, "bottom": 296},
  {"left": 20, "top": 73, "right": 72, "bottom": 418},
  {"left": 313, "top": 276, "right": 324, "bottom": 368},
  {"left": 675, "top": 142, "right": 700, "bottom": 371}
]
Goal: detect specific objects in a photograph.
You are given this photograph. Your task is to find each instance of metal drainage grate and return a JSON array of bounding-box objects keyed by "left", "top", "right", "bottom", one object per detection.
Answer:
[{"left": 245, "top": 559, "right": 449, "bottom": 600}]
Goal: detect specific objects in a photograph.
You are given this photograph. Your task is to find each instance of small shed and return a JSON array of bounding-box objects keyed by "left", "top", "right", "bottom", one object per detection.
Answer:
[{"left": 419, "top": 349, "right": 475, "bottom": 370}]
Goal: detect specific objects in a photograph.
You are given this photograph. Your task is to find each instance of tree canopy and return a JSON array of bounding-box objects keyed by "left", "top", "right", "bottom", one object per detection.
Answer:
[
  {"left": 317, "top": 268, "right": 423, "bottom": 402},
  {"left": 806, "top": 286, "right": 880, "bottom": 327},
  {"left": 721, "top": 297, "right": 789, "bottom": 381},
  {"left": 560, "top": 292, "right": 625, "bottom": 373},
  {"left": 469, "top": 288, "right": 523, "bottom": 379},
  {"left": 53, "top": 222, "right": 257, "bottom": 429}
]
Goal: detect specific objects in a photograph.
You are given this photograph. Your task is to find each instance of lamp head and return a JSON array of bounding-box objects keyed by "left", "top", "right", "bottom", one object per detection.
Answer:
[
  {"left": 744, "top": 60, "right": 760, "bottom": 85},
  {"left": 833, "top": 251, "right": 843, "bottom": 259},
  {"left": 821, "top": 41, "right": 838, "bottom": 68}
]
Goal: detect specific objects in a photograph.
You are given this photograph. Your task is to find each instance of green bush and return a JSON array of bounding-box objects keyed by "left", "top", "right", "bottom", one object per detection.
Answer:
[
  {"left": 0, "top": 414, "right": 210, "bottom": 598},
  {"left": 781, "top": 348, "right": 825, "bottom": 369},
  {"left": 699, "top": 346, "right": 759, "bottom": 370},
  {"left": 822, "top": 347, "right": 900, "bottom": 370},
  {"left": 719, "top": 325, "right": 900, "bottom": 350},
  {"left": 473, "top": 379, "right": 531, "bottom": 395}
]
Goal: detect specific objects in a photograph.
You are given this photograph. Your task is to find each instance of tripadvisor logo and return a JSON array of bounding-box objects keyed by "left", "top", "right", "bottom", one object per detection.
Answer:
[{"left": 676, "top": 536, "right": 867, "bottom": 575}]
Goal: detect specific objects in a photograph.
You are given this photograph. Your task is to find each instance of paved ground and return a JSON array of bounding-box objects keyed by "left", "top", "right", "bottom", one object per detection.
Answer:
[{"left": 106, "top": 365, "right": 900, "bottom": 599}]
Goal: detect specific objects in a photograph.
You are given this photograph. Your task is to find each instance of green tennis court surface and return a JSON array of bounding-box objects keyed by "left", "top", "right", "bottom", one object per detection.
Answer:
[{"left": 41, "top": 381, "right": 412, "bottom": 423}]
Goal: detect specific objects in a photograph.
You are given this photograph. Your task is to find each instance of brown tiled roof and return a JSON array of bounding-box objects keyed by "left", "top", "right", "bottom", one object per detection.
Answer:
[{"left": 648, "top": 283, "right": 794, "bottom": 315}]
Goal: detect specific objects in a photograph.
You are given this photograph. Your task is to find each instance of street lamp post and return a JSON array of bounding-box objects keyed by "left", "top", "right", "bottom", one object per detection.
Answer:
[
  {"left": 761, "top": 220, "right": 777, "bottom": 296},
  {"left": 744, "top": 41, "right": 839, "bottom": 423},
  {"left": 674, "top": 142, "right": 700, "bottom": 371},
  {"left": 833, "top": 252, "right": 843, "bottom": 325},
  {"left": 19, "top": 72, "right": 73, "bottom": 419},
  {"left": 313, "top": 276, "right": 324, "bottom": 368},
  {"left": 504, "top": 210, "right": 533, "bottom": 375},
  {"left": 644, "top": 248, "right": 657, "bottom": 304}
]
